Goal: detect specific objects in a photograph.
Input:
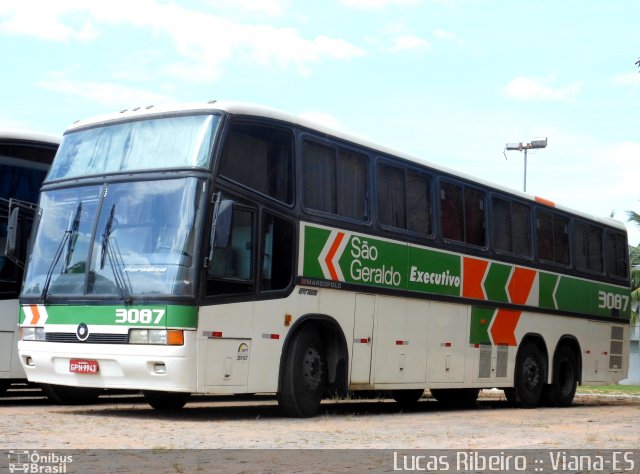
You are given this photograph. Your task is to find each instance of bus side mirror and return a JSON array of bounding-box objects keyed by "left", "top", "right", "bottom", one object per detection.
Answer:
[
  {"left": 211, "top": 199, "right": 233, "bottom": 249},
  {"left": 5, "top": 206, "right": 22, "bottom": 266}
]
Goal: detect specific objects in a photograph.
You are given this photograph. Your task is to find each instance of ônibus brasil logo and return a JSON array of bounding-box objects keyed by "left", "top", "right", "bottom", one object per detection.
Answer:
[{"left": 318, "top": 230, "right": 402, "bottom": 287}]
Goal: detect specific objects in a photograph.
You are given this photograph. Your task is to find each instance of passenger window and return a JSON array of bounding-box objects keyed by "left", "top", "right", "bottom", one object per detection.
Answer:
[
  {"left": 302, "top": 140, "right": 368, "bottom": 221},
  {"left": 574, "top": 221, "right": 603, "bottom": 273},
  {"left": 491, "top": 197, "right": 531, "bottom": 257},
  {"left": 261, "top": 212, "right": 294, "bottom": 292},
  {"left": 207, "top": 207, "right": 255, "bottom": 295},
  {"left": 606, "top": 231, "right": 629, "bottom": 279},
  {"left": 536, "top": 210, "right": 569, "bottom": 265},
  {"left": 440, "top": 180, "right": 485, "bottom": 246},
  {"left": 378, "top": 163, "right": 432, "bottom": 235},
  {"left": 219, "top": 124, "right": 293, "bottom": 204}
]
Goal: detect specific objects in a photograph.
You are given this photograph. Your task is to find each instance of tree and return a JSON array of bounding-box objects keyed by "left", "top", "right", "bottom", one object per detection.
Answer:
[{"left": 626, "top": 210, "right": 640, "bottom": 326}]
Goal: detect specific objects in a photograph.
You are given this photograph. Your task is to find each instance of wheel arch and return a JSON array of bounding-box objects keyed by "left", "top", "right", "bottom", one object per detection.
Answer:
[{"left": 278, "top": 313, "right": 349, "bottom": 396}]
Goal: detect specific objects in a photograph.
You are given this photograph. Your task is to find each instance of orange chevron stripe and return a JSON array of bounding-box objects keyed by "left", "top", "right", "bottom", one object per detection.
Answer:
[
  {"left": 462, "top": 257, "right": 488, "bottom": 300},
  {"left": 325, "top": 232, "right": 346, "bottom": 281},
  {"left": 491, "top": 309, "right": 521, "bottom": 346},
  {"left": 30, "top": 305, "right": 41, "bottom": 325},
  {"left": 508, "top": 267, "right": 537, "bottom": 305}
]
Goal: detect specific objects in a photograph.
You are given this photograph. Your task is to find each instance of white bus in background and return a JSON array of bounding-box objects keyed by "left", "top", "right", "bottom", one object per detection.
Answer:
[{"left": 0, "top": 129, "right": 58, "bottom": 394}]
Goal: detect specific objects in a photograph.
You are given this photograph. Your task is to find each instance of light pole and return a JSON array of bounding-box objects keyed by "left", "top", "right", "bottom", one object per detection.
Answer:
[{"left": 504, "top": 138, "right": 547, "bottom": 192}]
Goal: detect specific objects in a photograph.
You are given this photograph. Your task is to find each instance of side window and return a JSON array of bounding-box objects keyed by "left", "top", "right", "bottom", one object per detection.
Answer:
[
  {"left": 302, "top": 139, "right": 369, "bottom": 221},
  {"left": 261, "top": 212, "right": 295, "bottom": 292},
  {"left": 338, "top": 149, "right": 368, "bottom": 220},
  {"left": 207, "top": 207, "right": 255, "bottom": 296},
  {"left": 378, "top": 162, "right": 432, "bottom": 235},
  {"left": 536, "top": 210, "right": 569, "bottom": 265},
  {"left": 406, "top": 170, "right": 432, "bottom": 235},
  {"left": 218, "top": 124, "right": 293, "bottom": 204},
  {"left": 606, "top": 231, "right": 629, "bottom": 279},
  {"left": 378, "top": 163, "right": 406, "bottom": 229},
  {"left": 491, "top": 197, "right": 531, "bottom": 257},
  {"left": 574, "top": 221, "right": 603, "bottom": 273},
  {"left": 440, "top": 180, "right": 485, "bottom": 246}
]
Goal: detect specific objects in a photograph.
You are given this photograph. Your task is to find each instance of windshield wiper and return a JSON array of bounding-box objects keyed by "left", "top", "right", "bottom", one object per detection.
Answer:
[
  {"left": 40, "top": 202, "right": 82, "bottom": 303},
  {"left": 99, "top": 204, "right": 132, "bottom": 304}
]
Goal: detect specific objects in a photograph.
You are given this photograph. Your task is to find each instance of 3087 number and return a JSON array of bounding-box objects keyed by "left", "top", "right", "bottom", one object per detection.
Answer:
[
  {"left": 598, "top": 291, "right": 629, "bottom": 312},
  {"left": 115, "top": 308, "right": 165, "bottom": 324}
]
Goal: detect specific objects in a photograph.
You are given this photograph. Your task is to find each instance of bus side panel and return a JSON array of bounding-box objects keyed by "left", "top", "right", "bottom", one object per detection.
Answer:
[
  {"left": 371, "top": 296, "right": 428, "bottom": 386},
  {"left": 0, "top": 299, "right": 26, "bottom": 379}
]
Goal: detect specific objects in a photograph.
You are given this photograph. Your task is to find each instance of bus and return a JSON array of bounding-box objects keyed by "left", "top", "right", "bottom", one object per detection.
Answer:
[
  {"left": 15, "top": 101, "right": 630, "bottom": 416},
  {"left": 0, "top": 129, "right": 58, "bottom": 394}
]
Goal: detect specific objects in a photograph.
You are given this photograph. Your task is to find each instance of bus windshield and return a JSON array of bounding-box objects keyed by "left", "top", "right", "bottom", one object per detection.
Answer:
[
  {"left": 47, "top": 114, "right": 219, "bottom": 181},
  {"left": 22, "top": 177, "right": 205, "bottom": 299}
]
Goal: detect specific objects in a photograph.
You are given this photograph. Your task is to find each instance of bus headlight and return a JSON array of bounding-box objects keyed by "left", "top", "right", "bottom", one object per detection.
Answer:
[
  {"left": 129, "top": 329, "right": 184, "bottom": 345},
  {"left": 21, "top": 327, "right": 45, "bottom": 341}
]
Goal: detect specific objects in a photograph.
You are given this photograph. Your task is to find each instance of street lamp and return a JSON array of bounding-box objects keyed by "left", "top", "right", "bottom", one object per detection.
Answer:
[{"left": 504, "top": 138, "right": 547, "bottom": 192}]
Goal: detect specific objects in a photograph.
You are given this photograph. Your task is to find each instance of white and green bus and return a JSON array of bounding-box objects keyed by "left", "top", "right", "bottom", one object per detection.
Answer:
[
  {"left": 0, "top": 129, "right": 58, "bottom": 394},
  {"left": 15, "top": 102, "right": 630, "bottom": 415}
]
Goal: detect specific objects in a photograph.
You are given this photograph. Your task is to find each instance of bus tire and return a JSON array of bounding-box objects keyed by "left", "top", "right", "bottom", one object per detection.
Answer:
[
  {"left": 391, "top": 389, "right": 424, "bottom": 408},
  {"left": 40, "top": 384, "right": 101, "bottom": 405},
  {"left": 143, "top": 391, "right": 190, "bottom": 410},
  {"left": 277, "top": 327, "right": 326, "bottom": 418},
  {"left": 512, "top": 341, "right": 546, "bottom": 408},
  {"left": 430, "top": 388, "right": 480, "bottom": 407},
  {"left": 543, "top": 346, "right": 578, "bottom": 407}
]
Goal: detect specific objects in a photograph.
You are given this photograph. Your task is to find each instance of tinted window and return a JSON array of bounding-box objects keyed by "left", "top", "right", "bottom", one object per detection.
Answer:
[
  {"left": 261, "top": 212, "right": 294, "bottom": 291},
  {"left": 606, "top": 231, "right": 628, "bottom": 279},
  {"left": 302, "top": 140, "right": 368, "bottom": 221},
  {"left": 440, "top": 180, "right": 485, "bottom": 246},
  {"left": 536, "top": 210, "right": 569, "bottom": 265},
  {"left": 574, "top": 221, "right": 603, "bottom": 273},
  {"left": 219, "top": 124, "right": 293, "bottom": 204},
  {"left": 378, "top": 163, "right": 432, "bottom": 235},
  {"left": 491, "top": 197, "right": 531, "bottom": 257}
]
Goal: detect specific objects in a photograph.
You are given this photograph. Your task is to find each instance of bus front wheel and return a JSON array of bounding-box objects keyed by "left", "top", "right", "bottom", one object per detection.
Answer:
[
  {"left": 143, "top": 391, "right": 190, "bottom": 410},
  {"left": 278, "top": 326, "right": 326, "bottom": 418},
  {"left": 512, "top": 341, "right": 546, "bottom": 408},
  {"left": 40, "top": 384, "right": 102, "bottom": 405}
]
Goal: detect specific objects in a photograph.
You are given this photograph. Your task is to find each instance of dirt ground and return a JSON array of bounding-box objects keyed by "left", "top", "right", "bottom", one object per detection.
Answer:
[{"left": 1, "top": 387, "right": 638, "bottom": 450}]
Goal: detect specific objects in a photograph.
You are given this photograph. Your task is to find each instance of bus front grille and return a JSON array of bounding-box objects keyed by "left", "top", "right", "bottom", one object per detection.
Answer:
[{"left": 45, "top": 333, "right": 129, "bottom": 344}]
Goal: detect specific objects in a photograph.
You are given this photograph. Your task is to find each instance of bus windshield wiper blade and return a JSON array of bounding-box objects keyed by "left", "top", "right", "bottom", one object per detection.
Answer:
[
  {"left": 100, "top": 204, "right": 132, "bottom": 304},
  {"left": 63, "top": 202, "right": 82, "bottom": 270},
  {"left": 41, "top": 201, "right": 82, "bottom": 302}
]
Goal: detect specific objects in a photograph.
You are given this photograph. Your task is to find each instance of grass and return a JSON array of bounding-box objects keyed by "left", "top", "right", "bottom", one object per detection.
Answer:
[{"left": 577, "top": 384, "right": 640, "bottom": 395}]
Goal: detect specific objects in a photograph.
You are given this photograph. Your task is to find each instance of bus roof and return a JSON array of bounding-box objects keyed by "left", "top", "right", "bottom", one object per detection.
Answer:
[
  {"left": 0, "top": 128, "right": 60, "bottom": 146},
  {"left": 66, "top": 100, "right": 626, "bottom": 232}
]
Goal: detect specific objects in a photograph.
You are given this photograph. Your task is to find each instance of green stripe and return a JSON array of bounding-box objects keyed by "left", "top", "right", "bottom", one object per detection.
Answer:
[{"left": 20, "top": 305, "right": 197, "bottom": 329}]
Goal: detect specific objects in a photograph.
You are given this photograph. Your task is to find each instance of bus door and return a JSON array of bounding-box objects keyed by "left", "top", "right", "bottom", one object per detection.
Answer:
[{"left": 350, "top": 293, "right": 375, "bottom": 385}]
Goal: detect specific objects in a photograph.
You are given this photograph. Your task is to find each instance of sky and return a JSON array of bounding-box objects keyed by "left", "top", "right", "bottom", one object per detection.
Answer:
[{"left": 1, "top": 0, "right": 639, "bottom": 243}]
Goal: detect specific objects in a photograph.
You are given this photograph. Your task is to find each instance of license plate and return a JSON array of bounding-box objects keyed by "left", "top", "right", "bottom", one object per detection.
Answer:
[{"left": 69, "top": 359, "right": 99, "bottom": 374}]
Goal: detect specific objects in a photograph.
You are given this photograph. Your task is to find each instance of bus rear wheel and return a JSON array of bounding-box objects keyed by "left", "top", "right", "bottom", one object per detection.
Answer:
[
  {"left": 277, "top": 326, "right": 326, "bottom": 418},
  {"left": 143, "top": 391, "right": 190, "bottom": 410},
  {"left": 512, "top": 341, "right": 546, "bottom": 408},
  {"left": 40, "top": 384, "right": 102, "bottom": 405},
  {"left": 543, "top": 346, "right": 578, "bottom": 407}
]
